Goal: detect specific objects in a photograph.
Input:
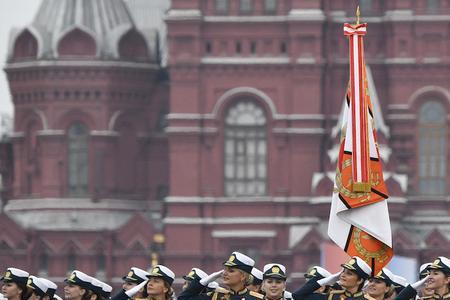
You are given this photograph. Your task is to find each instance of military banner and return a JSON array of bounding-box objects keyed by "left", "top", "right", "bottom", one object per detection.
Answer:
[{"left": 328, "top": 20, "right": 393, "bottom": 275}]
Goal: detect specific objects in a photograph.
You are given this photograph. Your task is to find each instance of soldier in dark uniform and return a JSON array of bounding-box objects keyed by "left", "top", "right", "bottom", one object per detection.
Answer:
[
  {"left": 292, "top": 256, "right": 372, "bottom": 300},
  {"left": 390, "top": 275, "right": 408, "bottom": 300},
  {"left": 110, "top": 267, "right": 150, "bottom": 300},
  {"left": 425, "top": 257, "right": 449, "bottom": 300},
  {"left": 145, "top": 265, "right": 175, "bottom": 300},
  {"left": 63, "top": 270, "right": 97, "bottom": 300},
  {"left": 90, "top": 278, "right": 112, "bottom": 300},
  {"left": 178, "top": 251, "right": 264, "bottom": 300},
  {"left": 303, "top": 266, "right": 333, "bottom": 294},
  {"left": 248, "top": 268, "right": 263, "bottom": 293},
  {"left": 260, "top": 263, "right": 287, "bottom": 300},
  {"left": 365, "top": 268, "right": 396, "bottom": 300},
  {"left": 1, "top": 267, "right": 30, "bottom": 300},
  {"left": 27, "top": 276, "right": 58, "bottom": 300},
  {"left": 395, "top": 257, "right": 450, "bottom": 300}
]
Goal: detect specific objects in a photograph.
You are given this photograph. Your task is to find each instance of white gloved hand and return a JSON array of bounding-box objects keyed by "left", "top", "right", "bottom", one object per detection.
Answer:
[
  {"left": 317, "top": 271, "right": 341, "bottom": 287},
  {"left": 200, "top": 270, "right": 223, "bottom": 286},
  {"left": 125, "top": 280, "right": 148, "bottom": 297},
  {"left": 411, "top": 275, "right": 430, "bottom": 291}
]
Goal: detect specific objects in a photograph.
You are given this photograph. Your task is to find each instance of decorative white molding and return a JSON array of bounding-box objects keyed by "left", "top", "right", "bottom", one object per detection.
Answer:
[
  {"left": 90, "top": 130, "right": 119, "bottom": 137},
  {"left": 408, "top": 85, "right": 450, "bottom": 106},
  {"left": 204, "top": 15, "right": 286, "bottom": 22},
  {"left": 212, "top": 230, "right": 276, "bottom": 238},
  {"left": 213, "top": 87, "right": 277, "bottom": 118},
  {"left": 288, "top": 9, "right": 325, "bottom": 21},
  {"left": 166, "top": 113, "right": 324, "bottom": 121},
  {"left": 165, "top": 127, "right": 217, "bottom": 134},
  {"left": 33, "top": 108, "right": 49, "bottom": 130},
  {"left": 8, "top": 132, "right": 24, "bottom": 138},
  {"left": 166, "top": 196, "right": 312, "bottom": 203},
  {"left": 37, "top": 130, "right": 65, "bottom": 136},
  {"left": 164, "top": 216, "right": 320, "bottom": 225},
  {"left": 201, "top": 57, "right": 290, "bottom": 65},
  {"left": 386, "top": 114, "right": 416, "bottom": 120},
  {"left": 296, "top": 57, "right": 316, "bottom": 64},
  {"left": 166, "top": 9, "right": 202, "bottom": 20},
  {"left": 422, "top": 57, "right": 441, "bottom": 64},
  {"left": 5, "top": 60, "right": 159, "bottom": 70},
  {"left": 272, "top": 128, "right": 325, "bottom": 135},
  {"left": 108, "top": 110, "right": 123, "bottom": 130},
  {"left": 388, "top": 104, "right": 409, "bottom": 110},
  {"left": 384, "top": 57, "right": 417, "bottom": 64}
]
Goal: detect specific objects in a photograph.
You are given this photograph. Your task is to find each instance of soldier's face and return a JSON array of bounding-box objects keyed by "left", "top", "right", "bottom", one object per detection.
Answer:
[
  {"left": 146, "top": 278, "right": 168, "bottom": 296},
  {"left": 339, "top": 268, "right": 362, "bottom": 290},
  {"left": 427, "top": 269, "right": 449, "bottom": 290},
  {"left": 222, "top": 267, "right": 245, "bottom": 287},
  {"left": 1, "top": 282, "right": 23, "bottom": 300},
  {"left": 262, "top": 278, "right": 285, "bottom": 300},
  {"left": 366, "top": 279, "right": 389, "bottom": 298},
  {"left": 64, "top": 284, "right": 85, "bottom": 300},
  {"left": 122, "top": 281, "right": 137, "bottom": 291}
]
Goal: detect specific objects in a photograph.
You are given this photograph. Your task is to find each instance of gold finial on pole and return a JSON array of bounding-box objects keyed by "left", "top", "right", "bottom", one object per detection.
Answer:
[{"left": 356, "top": 5, "right": 360, "bottom": 25}]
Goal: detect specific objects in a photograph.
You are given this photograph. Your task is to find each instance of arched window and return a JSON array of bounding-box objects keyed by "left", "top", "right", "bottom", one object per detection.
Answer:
[
  {"left": 68, "top": 122, "right": 89, "bottom": 196},
  {"left": 224, "top": 101, "right": 267, "bottom": 196},
  {"left": 418, "top": 101, "right": 447, "bottom": 195}
]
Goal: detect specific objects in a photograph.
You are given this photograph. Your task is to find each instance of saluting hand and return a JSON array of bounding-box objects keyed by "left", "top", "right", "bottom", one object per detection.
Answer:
[
  {"left": 411, "top": 274, "right": 430, "bottom": 291},
  {"left": 200, "top": 270, "right": 224, "bottom": 286},
  {"left": 317, "top": 270, "right": 341, "bottom": 287}
]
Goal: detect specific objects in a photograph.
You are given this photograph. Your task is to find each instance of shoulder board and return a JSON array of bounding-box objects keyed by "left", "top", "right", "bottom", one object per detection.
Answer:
[
  {"left": 442, "top": 293, "right": 450, "bottom": 300},
  {"left": 249, "top": 291, "right": 264, "bottom": 299},
  {"left": 329, "top": 290, "right": 345, "bottom": 295},
  {"left": 215, "top": 287, "right": 230, "bottom": 294}
]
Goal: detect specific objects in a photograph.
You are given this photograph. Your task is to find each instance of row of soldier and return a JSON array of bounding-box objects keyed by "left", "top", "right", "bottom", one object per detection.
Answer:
[{"left": 1, "top": 252, "right": 449, "bottom": 300}]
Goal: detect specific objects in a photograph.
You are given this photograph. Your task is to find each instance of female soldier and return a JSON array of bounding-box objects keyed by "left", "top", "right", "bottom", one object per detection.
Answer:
[
  {"left": 146, "top": 265, "right": 175, "bottom": 300},
  {"left": 292, "top": 256, "right": 372, "bottom": 300},
  {"left": 426, "top": 257, "right": 450, "bottom": 299},
  {"left": 261, "top": 264, "right": 287, "bottom": 300},
  {"left": 63, "top": 270, "right": 96, "bottom": 300},
  {"left": 395, "top": 257, "right": 449, "bottom": 300},
  {"left": 1, "top": 267, "right": 30, "bottom": 300},
  {"left": 178, "top": 251, "right": 264, "bottom": 300},
  {"left": 365, "top": 268, "right": 395, "bottom": 300}
]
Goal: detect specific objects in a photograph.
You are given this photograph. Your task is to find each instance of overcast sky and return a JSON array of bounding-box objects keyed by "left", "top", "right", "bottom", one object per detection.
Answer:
[{"left": 0, "top": 0, "right": 42, "bottom": 116}]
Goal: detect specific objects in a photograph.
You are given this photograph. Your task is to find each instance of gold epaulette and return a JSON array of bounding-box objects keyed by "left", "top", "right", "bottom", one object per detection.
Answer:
[
  {"left": 215, "top": 287, "right": 231, "bottom": 294},
  {"left": 249, "top": 291, "right": 264, "bottom": 299},
  {"left": 329, "top": 290, "right": 345, "bottom": 295}
]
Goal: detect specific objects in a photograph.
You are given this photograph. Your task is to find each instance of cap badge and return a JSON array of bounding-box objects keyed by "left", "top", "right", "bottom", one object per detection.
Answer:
[
  {"left": 127, "top": 271, "right": 134, "bottom": 277},
  {"left": 152, "top": 267, "right": 160, "bottom": 275},
  {"left": 349, "top": 258, "right": 356, "bottom": 265},
  {"left": 4, "top": 271, "right": 11, "bottom": 279},
  {"left": 27, "top": 278, "right": 33, "bottom": 286},
  {"left": 433, "top": 259, "right": 440, "bottom": 265},
  {"left": 310, "top": 269, "right": 317, "bottom": 275},
  {"left": 188, "top": 270, "right": 195, "bottom": 277},
  {"left": 69, "top": 273, "right": 76, "bottom": 281},
  {"left": 229, "top": 255, "right": 235, "bottom": 262},
  {"left": 272, "top": 266, "right": 280, "bottom": 274}
]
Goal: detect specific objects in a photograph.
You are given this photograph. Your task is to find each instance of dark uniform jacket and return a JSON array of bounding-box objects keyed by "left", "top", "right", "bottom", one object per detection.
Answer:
[
  {"left": 109, "top": 290, "right": 131, "bottom": 300},
  {"left": 395, "top": 285, "right": 450, "bottom": 300},
  {"left": 292, "top": 280, "right": 367, "bottom": 300},
  {"left": 179, "top": 279, "right": 264, "bottom": 300}
]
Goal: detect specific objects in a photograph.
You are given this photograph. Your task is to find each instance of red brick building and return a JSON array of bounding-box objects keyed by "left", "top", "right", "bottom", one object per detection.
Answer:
[{"left": 1, "top": 0, "right": 449, "bottom": 291}]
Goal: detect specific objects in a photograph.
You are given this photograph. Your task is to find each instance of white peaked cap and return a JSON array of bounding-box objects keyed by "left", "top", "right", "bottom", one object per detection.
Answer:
[
  {"left": 251, "top": 268, "right": 263, "bottom": 281},
  {"left": 131, "top": 267, "right": 150, "bottom": 280}
]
